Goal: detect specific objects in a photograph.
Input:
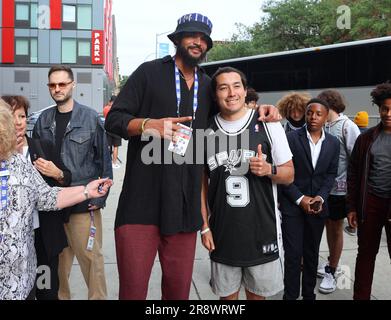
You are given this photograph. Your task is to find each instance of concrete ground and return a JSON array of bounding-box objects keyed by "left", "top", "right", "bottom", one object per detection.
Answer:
[{"left": 68, "top": 142, "right": 391, "bottom": 300}]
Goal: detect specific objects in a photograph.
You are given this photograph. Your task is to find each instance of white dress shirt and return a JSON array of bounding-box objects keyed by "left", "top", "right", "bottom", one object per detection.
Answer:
[{"left": 296, "top": 129, "right": 326, "bottom": 205}]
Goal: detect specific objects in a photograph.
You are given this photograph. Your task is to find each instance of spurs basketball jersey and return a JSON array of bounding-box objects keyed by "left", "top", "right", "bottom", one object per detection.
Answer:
[{"left": 205, "top": 110, "right": 279, "bottom": 267}]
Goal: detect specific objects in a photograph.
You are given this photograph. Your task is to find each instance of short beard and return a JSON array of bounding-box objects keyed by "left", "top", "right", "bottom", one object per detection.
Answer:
[
  {"left": 52, "top": 94, "right": 72, "bottom": 106},
  {"left": 176, "top": 44, "right": 207, "bottom": 68}
]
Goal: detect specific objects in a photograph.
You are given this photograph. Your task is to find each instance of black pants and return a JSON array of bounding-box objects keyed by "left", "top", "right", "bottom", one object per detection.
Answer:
[
  {"left": 35, "top": 230, "right": 60, "bottom": 300},
  {"left": 354, "top": 193, "right": 391, "bottom": 300},
  {"left": 282, "top": 213, "right": 325, "bottom": 300}
]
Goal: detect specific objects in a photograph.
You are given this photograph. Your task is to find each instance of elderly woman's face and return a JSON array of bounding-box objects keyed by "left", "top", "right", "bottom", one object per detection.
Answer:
[{"left": 13, "top": 107, "right": 27, "bottom": 137}]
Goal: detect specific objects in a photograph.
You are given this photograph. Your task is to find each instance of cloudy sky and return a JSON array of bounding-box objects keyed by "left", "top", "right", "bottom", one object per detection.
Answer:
[{"left": 112, "top": 0, "right": 265, "bottom": 75}]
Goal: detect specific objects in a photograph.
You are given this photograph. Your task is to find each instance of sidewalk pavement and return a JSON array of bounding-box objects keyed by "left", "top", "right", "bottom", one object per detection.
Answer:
[{"left": 68, "top": 142, "right": 391, "bottom": 300}]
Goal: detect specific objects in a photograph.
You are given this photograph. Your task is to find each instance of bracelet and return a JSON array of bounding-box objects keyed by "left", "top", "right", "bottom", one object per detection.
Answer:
[
  {"left": 83, "top": 185, "right": 89, "bottom": 200},
  {"left": 57, "top": 170, "right": 64, "bottom": 180},
  {"left": 200, "top": 227, "right": 210, "bottom": 235},
  {"left": 141, "top": 118, "right": 151, "bottom": 133}
]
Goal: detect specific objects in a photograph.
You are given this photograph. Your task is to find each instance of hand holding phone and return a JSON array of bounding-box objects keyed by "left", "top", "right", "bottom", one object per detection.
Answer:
[{"left": 309, "top": 199, "right": 322, "bottom": 213}]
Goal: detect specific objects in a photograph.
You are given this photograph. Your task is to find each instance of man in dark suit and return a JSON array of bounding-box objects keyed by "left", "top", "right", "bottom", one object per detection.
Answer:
[{"left": 279, "top": 98, "right": 340, "bottom": 300}]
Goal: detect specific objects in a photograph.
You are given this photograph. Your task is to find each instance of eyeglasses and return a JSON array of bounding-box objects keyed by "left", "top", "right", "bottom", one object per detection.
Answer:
[{"left": 47, "top": 81, "right": 73, "bottom": 90}]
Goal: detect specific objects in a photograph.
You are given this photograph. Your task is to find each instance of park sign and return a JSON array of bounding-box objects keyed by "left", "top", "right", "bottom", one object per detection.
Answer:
[{"left": 92, "top": 30, "right": 105, "bottom": 65}]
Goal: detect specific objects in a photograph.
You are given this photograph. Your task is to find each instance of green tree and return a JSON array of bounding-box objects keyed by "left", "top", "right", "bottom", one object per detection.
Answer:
[
  {"left": 207, "top": 23, "right": 259, "bottom": 61},
  {"left": 207, "top": 0, "right": 391, "bottom": 62},
  {"left": 349, "top": 0, "right": 391, "bottom": 38},
  {"left": 119, "top": 75, "right": 129, "bottom": 91}
]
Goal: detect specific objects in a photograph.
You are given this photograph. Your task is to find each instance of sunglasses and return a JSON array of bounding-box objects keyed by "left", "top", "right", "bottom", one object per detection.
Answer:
[{"left": 47, "top": 81, "right": 73, "bottom": 89}]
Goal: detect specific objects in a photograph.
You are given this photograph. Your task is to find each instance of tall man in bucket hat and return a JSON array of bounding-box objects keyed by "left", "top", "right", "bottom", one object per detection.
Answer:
[{"left": 105, "top": 13, "right": 280, "bottom": 300}]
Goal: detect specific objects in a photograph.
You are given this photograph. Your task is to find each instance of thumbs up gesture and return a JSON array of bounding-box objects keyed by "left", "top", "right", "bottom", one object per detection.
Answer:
[{"left": 250, "top": 144, "right": 272, "bottom": 177}]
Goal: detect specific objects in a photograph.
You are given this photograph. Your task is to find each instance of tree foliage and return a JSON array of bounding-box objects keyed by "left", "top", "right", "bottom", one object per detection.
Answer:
[
  {"left": 207, "top": 0, "right": 391, "bottom": 62},
  {"left": 119, "top": 75, "right": 129, "bottom": 91}
]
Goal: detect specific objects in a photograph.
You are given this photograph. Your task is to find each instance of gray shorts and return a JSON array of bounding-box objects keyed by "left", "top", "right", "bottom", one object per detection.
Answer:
[{"left": 210, "top": 258, "right": 284, "bottom": 298}]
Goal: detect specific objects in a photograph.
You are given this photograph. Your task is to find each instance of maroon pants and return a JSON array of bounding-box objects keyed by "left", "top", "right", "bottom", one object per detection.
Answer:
[
  {"left": 115, "top": 224, "right": 197, "bottom": 300},
  {"left": 354, "top": 193, "right": 391, "bottom": 300}
]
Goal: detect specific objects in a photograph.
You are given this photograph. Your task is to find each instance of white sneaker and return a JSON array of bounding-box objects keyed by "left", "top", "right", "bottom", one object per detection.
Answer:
[
  {"left": 317, "top": 262, "right": 344, "bottom": 278},
  {"left": 317, "top": 261, "right": 328, "bottom": 278},
  {"left": 112, "top": 162, "right": 121, "bottom": 169},
  {"left": 319, "top": 272, "right": 337, "bottom": 294}
]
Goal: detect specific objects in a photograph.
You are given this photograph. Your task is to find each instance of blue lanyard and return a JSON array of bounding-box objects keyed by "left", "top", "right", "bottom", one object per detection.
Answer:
[
  {"left": 89, "top": 209, "right": 95, "bottom": 225},
  {"left": 0, "top": 160, "right": 8, "bottom": 212},
  {"left": 0, "top": 160, "right": 9, "bottom": 244},
  {"left": 174, "top": 58, "right": 199, "bottom": 127}
]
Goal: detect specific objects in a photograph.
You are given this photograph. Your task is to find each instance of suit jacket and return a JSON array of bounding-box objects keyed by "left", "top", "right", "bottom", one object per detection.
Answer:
[
  {"left": 27, "top": 137, "right": 71, "bottom": 259},
  {"left": 279, "top": 127, "right": 340, "bottom": 218}
]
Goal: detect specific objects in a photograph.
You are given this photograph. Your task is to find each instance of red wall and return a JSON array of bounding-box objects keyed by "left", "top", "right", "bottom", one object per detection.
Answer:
[
  {"left": 2, "top": 0, "right": 15, "bottom": 63},
  {"left": 104, "top": 0, "right": 113, "bottom": 80},
  {"left": 50, "top": 0, "right": 62, "bottom": 29}
]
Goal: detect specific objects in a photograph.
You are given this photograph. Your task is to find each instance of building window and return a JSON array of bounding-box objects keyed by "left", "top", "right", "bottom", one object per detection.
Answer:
[
  {"left": 30, "top": 3, "right": 38, "bottom": 28},
  {"left": 16, "top": 3, "right": 29, "bottom": 21},
  {"left": 63, "top": 4, "right": 76, "bottom": 29},
  {"left": 15, "top": 3, "right": 29, "bottom": 27},
  {"left": 15, "top": 38, "right": 38, "bottom": 64},
  {"left": 62, "top": 39, "right": 77, "bottom": 63},
  {"left": 77, "top": 39, "right": 91, "bottom": 65},
  {"left": 16, "top": 39, "right": 29, "bottom": 56},
  {"left": 63, "top": 5, "right": 76, "bottom": 22},
  {"left": 77, "top": 5, "right": 92, "bottom": 30},
  {"left": 63, "top": 4, "right": 92, "bottom": 30},
  {"left": 78, "top": 40, "right": 91, "bottom": 57},
  {"left": 30, "top": 39, "right": 38, "bottom": 63},
  {"left": 15, "top": 2, "right": 38, "bottom": 28}
]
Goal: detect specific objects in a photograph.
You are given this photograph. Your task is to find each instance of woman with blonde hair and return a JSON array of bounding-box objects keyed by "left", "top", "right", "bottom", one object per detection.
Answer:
[
  {"left": 277, "top": 92, "right": 311, "bottom": 133},
  {"left": 0, "top": 101, "right": 112, "bottom": 300}
]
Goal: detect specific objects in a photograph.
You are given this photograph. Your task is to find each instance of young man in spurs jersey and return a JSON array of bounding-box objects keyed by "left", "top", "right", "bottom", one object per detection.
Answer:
[{"left": 201, "top": 67, "right": 294, "bottom": 300}]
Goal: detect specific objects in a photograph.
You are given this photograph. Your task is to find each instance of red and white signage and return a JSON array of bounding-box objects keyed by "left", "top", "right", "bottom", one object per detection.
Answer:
[{"left": 91, "top": 30, "right": 104, "bottom": 65}]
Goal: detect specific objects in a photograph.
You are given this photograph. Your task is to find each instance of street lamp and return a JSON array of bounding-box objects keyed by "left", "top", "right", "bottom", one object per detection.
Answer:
[{"left": 155, "top": 30, "right": 173, "bottom": 59}]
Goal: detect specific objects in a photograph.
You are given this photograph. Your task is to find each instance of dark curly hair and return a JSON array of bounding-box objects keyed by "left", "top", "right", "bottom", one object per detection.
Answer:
[
  {"left": 245, "top": 87, "right": 259, "bottom": 104},
  {"left": 370, "top": 82, "right": 391, "bottom": 108},
  {"left": 276, "top": 92, "right": 310, "bottom": 118},
  {"left": 317, "top": 89, "right": 346, "bottom": 113}
]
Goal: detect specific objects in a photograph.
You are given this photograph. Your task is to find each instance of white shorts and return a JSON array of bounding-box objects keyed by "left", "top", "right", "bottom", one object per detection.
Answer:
[{"left": 210, "top": 258, "right": 284, "bottom": 298}]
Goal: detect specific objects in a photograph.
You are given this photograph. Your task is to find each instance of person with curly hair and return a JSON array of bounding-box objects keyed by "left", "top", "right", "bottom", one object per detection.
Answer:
[
  {"left": 347, "top": 82, "right": 391, "bottom": 300},
  {"left": 277, "top": 92, "right": 311, "bottom": 133}
]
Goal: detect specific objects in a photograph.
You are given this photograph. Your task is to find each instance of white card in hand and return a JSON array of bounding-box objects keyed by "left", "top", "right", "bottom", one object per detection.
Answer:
[{"left": 168, "top": 123, "right": 193, "bottom": 156}]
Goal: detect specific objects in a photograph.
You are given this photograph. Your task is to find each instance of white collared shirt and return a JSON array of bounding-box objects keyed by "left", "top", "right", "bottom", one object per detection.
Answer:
[
  {"left": 295, "top": 129, "right": 326, "bottom": 205},
  {"left": 306, "top": 128, "right": 326, "bottom": 169}
]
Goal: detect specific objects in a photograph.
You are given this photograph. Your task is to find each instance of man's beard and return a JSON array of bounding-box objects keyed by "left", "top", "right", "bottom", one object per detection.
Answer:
[
  {"left": 176, "top": 44, "right": 207, "bottom": 68},
  {"left": 52, "top": 93, "right": 72, "bottom": 105}
]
